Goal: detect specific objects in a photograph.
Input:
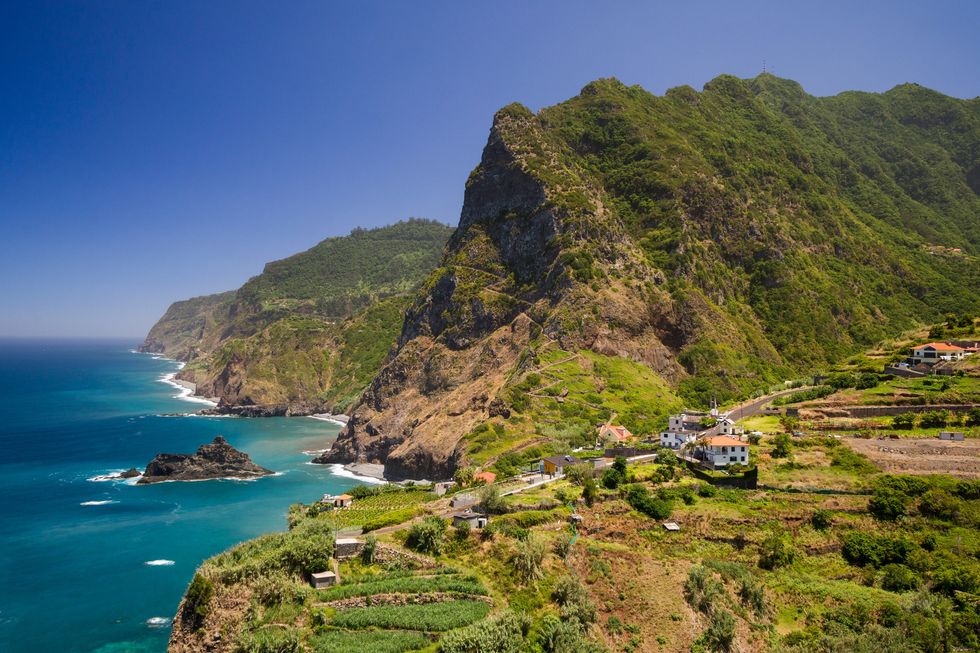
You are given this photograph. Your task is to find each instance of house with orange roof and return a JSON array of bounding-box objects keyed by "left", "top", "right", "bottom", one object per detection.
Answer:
[
  {"left": 910, "top": 342, "right": 970, "bottom": 365},
  {"left": 698, "top": 435, "right": 749, "bottom": 468},
  {"left": 597, "top": 424, "right": 633, "bottom": 446}
]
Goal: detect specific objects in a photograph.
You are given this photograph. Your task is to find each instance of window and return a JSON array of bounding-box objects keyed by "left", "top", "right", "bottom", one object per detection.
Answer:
[
  {"left": 729, "top": 456, "right": 738, "bottom": 462},
  {"left": 740, "top": 456, "right": 745, "bottom": 462}
]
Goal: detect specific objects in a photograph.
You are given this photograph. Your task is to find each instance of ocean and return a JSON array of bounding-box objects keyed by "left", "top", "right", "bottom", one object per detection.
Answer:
[{"left": 0, "top": 339, "right": 374, "bottom": 652}]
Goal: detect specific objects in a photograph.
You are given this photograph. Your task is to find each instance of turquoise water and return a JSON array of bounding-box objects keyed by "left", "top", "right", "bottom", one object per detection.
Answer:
[{"left": 0, "top": 339, "right": 370, "bottom": 652}]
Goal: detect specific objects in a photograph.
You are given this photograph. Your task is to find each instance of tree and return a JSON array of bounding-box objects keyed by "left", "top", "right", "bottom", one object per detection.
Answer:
[
  {"left": 406, "top": 517, "right": 447, "bottom": 555},
  {"left": 511, "top": 535, "right": 547, "bottom": 584},
  {"left": 657, "top": 447, "right": 678, "bottom": 467},
  {"left": 564, "top": 463, "right": 594, "bottom": 487},
  {"left": 869, "top": 487, "right": 908, "bottom": 521},
  {"left": 612, "top": 456, "right": 628, "bottom": 476},
  {"left": 779, "top": 415, "right": 799, "bottom": 434},
  {"left": 479, "top": 483, "right": 506, "bottom": 514},
  {"left": 625, "top": 484, "right": 672, "bottom": 520},
  {"left": 772, "top": 432, "right": 794, "bottom": 458},
  {"left": 454, "top": 466, "right": 475, "bottom": 487}
]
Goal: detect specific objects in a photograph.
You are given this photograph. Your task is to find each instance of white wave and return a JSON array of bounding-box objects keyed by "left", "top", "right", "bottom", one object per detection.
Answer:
[
  {"left": 324, "top": 463, "right": 387, "bottom": 485},
  {"left": 145, "top": 617, "right": 171, "bottom": 627},
  {"left": 301, "top": 449, "right": 329, "bottom": 456},
  {"left": 80, "top": 500, "right": 119, "bottom": 506},
  {"left": 158, "top": 372, "right": 218, "bottom": 407},
  {"left": 144, "top": 559, "right": 175, "bottom": 566},
  {"left": 88, "top": 471, "right": 124, "bottom": 482},
  {"left": 309, "top": 414, "right": 349, "bottom": 426}
]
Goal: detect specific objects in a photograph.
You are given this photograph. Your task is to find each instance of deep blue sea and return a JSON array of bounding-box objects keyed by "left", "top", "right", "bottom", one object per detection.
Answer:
[{"left": 0, "top": 339, "right": 373, "bottom": 653}]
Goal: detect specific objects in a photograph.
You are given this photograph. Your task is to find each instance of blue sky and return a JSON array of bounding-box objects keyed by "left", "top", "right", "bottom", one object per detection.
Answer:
[{"left": 1, "top": 1, "right": 977, "bottom": 337}]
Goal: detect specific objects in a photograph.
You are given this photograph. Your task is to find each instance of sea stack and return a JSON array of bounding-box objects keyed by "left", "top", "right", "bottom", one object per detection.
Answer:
[{"left": 137, "top": 436, "right": 273, "bottom": 484}]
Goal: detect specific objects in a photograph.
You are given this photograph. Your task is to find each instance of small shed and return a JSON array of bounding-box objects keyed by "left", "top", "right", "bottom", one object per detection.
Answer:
[
  {"left": 663, "top": 522, "right": 681, "bottom": 532},
  {"left": 452, "top": 509, "right": 488, "bottom": 529},
  {"left": 334, "top": 494, "right": 353, "bottom": 508},
  {"left": 335, "top": 537, "right": 364, "bottom": 559},
  {"left": 310, "top": 571, "right": 336, "bottom": 589},
  {"left": 939, "top": 431, "right": 965, "bottom": 442},
  {"left": 433, "top": 481, "right": 456, "bottom": 496},
  {"left": 542, "top": 455, "right": 583, "bottom": 477}
]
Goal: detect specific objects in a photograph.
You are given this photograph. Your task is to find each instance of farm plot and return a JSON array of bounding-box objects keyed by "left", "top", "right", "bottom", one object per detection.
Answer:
[
  {"left": 844, "top": 436, "right": 980, "bottom": 478},
  {"left": 320, "top": 490, "right": 433, "bottom": 531}
]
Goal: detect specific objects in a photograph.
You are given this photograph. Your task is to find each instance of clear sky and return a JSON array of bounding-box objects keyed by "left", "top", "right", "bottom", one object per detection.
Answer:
[{"left": 2, "top": 1, "right": 977, "bottom": 337}]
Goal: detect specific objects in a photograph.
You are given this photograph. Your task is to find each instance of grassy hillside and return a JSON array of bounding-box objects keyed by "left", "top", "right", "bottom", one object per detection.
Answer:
[
  {"left": 172, "top": 450, "right": 980, "bottom": 653},
  {"left": 329, "top": 75, "right": 979, "bottom": 479},
  {"left": 143, "top": 219, "right": 453, "bottom": 411}
]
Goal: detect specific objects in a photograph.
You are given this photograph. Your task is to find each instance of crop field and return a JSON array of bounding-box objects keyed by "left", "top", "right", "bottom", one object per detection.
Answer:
[
  {"left": 329, "top": 599, "right": 491, "bottom": 631},
  {"left": 845, "top": 436, "right": 980, "bottom": 478},
  {"left": 317, "top": 490, "right": 433, "bottom": 531}
]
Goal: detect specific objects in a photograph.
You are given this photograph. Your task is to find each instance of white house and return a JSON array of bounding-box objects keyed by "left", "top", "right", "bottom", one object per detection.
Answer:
[
  {"left": 716, "top": 417, "right": 744, "bottom": 437},
  {"left": 699, "top": 436, "right": 749, "bottom": 468},
  {"left": 910, "top": 342, "right": 970, "bottom": 365},
  {"left": 660, "top": 411, "right": 710, "bottom": 449},
  {"left": 660, "top": 429, "right": 698, "bottom": 449}
]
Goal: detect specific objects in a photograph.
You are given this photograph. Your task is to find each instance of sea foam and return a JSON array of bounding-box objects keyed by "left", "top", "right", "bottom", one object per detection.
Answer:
[
  {"left": 145, "top": 617, "right": 171, "bottom": 627},
  {"left": 144, "top": 559, "right": 175, "bottom": 566},
  {"left": 80, "top": 500, "right": 118, "bottom": 506}
]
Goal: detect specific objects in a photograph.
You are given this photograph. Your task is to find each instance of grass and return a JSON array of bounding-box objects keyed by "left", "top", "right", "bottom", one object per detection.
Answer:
[
  {"left": 329, "top": 600, "right": 491, "bottom": 631},
  {"left": 308, "top": 630, "right": 430, "bottom": 653},
  {"left": 317, "top": 574, "right": 487, "bottom": 601}
]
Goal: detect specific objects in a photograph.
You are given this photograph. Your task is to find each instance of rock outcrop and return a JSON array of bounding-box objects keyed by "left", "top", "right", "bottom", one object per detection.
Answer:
[{"left": 138, "top": 436, "right": 273, "bottom": 484}]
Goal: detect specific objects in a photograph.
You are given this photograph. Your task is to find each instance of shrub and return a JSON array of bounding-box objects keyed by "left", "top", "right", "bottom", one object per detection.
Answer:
[
  {"left": 478, "top": 484, "right": 506, "bottom": 514},
  {"left": 919, "top": 410, "right": 949, "bottom": 428},
  {"left": 361, "top": 535, "right": 377, "bottom": 564},
  {"left": 880, "top": 564, "right": 920, "bottom": 592},
  {"left": 405, "top": 517, "right": 447, "bottom": 555},
  {"left": 855, "top": 373, "right": 880, "bottom": 389},
  {"left": 810, "top": 508, "right": 832, "bottom": 530},
  {"left": 552, "top": 575, "right": 596, "bottom": 626},
  {"left": 771, "top": 433, "right": 793, "bottom": 458},
  {"left": 657, "top": 448, "right": 678, "bottom": 467},
  {"left": 565, "top": 463, "right": 595, "bottom": 486},
  {"left": 932, "top": 564, "right": 980, "bottom": 596},
  {"left": 253, "top": 573, "right": 306, "bottom": 606},
  {"left": 841, "top": 532, "right": 914, "bottom": 568},
  {"left": 891, "top": 413, "right": 916, "bottom": 429},
  {"left": 553, "top": 532, "right": 573, "bottom": 558},
  {"left": 830, "top": 447, "right": 878, "bottom": 474},
  {"left": 511, "top": 536, "right": 547, "bottom": 584},
  {"left": 868, "top": 488, "right": 908, "bottom": 521},
  {"left": 758, "top": 527, "right": 796, "bottom": 570},
  {"left": 625, "top": 484, "right": 673, "bottom": 520},
  {"left": 684, "top": 566, "right": 723, "bottom": 614},
  {"left": 581, "top": 477, "right": 598, "bottom": 507},
  {"left": 698, "top": 483, "right": 717, "bottom": 498},
  {"left": 738, "top": 578, "right": 767, "bottom": 617},
  {"left": 702, "top": 609, "right": 736, "bottom": 652},
  {"left": 601, "top": 468, "right": 623, "bottom": 489},
  {"left": 966, "top": 407, "right": 980, "bottom": 427},
  {"left": 918, "top": 488, "right": 961, "bottom": 522},
  {"left": 184, "top": 573, "right": 214, "bottom": 626}
]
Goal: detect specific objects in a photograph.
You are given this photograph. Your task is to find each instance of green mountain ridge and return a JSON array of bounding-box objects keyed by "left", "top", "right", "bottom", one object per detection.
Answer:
[
  {"left": 322, "top": 74, "right": 979, "bottom": 479},
  {"left": 140, "top": 219, "right": 454, "bottom": 413}
]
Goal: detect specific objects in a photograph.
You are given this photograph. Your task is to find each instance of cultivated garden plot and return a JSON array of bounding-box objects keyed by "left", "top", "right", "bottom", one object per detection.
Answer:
[{"left": 845, "top": 437, "right": 980, "bottom": 478}]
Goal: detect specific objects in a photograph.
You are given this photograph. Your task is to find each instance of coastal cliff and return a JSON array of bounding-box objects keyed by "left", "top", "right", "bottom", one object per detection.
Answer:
[
  {"left": 141, "top": 220, "right": 453, "bottom": 415},
  {"left": 319, "top": 75, "right": 980, "bottom": 479}
]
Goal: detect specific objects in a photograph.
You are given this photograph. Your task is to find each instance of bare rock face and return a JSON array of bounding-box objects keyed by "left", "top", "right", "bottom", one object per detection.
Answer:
[
  {"left": 317, "top": 105, "right": 690, "bottom": 480},
  {"left": 138, "top": 436, "right": 272, "bottom": 484}
]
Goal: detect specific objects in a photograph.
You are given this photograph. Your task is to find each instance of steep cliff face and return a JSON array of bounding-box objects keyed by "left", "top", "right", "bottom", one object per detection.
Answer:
[
  {"left": 141, "top": 220, "right": 453, "bottom": 413},
  {"left": 321, "top": 75, "right": 979, "bottom": 479}
]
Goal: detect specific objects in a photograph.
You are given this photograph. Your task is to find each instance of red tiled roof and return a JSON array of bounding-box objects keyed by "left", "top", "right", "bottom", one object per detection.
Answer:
[
  {"left": 917, "top": 342, "right": 964, "bottom": 352},
  {"left": 705, "top": 436, "right": 745, "bottom": 447}
]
